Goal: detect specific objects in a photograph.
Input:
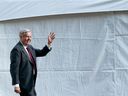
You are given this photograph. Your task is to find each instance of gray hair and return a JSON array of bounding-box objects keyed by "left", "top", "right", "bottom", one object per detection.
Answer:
[{"left": 19, "top": 29, "right": 31, "bottom": 37}]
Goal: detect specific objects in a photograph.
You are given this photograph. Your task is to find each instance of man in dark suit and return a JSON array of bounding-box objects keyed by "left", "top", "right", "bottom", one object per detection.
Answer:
[{"left": 10, "top": 29, "right": 55, "bottom": 96}]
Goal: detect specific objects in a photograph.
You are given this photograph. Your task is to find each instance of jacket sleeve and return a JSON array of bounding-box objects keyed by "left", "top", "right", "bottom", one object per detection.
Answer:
[
  {"left": 10, "top": 48, "right": 21, "bottom": 85},
  {"left": 34, "top": 45, "right": 51, "bottom": 57}
]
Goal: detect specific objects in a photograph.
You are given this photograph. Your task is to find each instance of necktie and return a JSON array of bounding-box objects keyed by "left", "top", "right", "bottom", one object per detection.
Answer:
[{"left": 26, "top": 47, "right": 36, "bottom": 69}]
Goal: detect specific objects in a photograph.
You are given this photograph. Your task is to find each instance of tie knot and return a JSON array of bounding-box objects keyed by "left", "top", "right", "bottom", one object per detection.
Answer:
[{"left": 26, "top": 47, "right": 29, "bottom": 51}]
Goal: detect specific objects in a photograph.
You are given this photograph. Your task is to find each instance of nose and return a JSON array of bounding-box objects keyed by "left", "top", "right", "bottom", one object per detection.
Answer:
[{"left": 28, "top": 36, "right": 31, "bottom": 40}]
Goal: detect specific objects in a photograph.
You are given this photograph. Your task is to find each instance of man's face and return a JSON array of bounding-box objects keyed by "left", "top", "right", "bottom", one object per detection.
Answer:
[{"left": 20, "top": 31, "right": 32, "bottom": 46}]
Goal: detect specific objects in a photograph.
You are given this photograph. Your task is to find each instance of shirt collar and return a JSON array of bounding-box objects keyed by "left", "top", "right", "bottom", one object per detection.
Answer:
[{"left": 20, "top": 41, "right": 28, "bottom": 48}]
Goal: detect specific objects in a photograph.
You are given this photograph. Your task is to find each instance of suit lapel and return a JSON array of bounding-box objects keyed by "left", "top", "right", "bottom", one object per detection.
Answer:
[{"left": 18, "top": 42, "right": 34, "bottom": 63}]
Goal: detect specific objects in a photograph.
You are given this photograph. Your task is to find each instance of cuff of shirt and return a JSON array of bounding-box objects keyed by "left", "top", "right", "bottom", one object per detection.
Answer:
[
  {"left": 14, "top": 84, "right": 19, "bottom": 87},
  {"left": 47, "top": 44, "right": 51, "bottom": 49}
]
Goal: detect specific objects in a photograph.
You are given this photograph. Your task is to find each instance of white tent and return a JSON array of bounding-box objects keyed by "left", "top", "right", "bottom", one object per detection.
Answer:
[
  {"left": 0, "top": 0, "right": 128, "bottom": 96},
  {"left": 0, "top": 0, "right": 128, "bottom": 21}
]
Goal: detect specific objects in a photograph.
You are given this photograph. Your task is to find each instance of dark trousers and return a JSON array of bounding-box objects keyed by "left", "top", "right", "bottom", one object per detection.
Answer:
[
  {"left": 20, "top": 87, "right": 37, "bottom": 96},
  {"left": 20, "top": 74, "right": 37, "bottom": 96}
]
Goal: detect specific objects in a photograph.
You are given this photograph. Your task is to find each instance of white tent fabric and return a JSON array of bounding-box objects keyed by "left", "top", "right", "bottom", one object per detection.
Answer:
[
  {"left": 0, "top": 12, "right": 128, "bottom": 96},
  {"left": 0, "top": 1, "right": 128, "bottom": 96},
  {"left": 0, "top": 0, "right": 128, "bottom": 21}
]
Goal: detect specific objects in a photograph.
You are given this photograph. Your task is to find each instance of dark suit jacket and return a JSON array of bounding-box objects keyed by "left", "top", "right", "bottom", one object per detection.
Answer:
[{"left": 10, "top": 42, "right": 51, "bottom": 92}]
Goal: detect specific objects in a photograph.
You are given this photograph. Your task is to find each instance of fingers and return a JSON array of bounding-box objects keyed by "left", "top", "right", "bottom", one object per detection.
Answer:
[
  {"left": 49, "top": 32, "right": 55, "bottom": 40},
  {"left": 48, "top": 32, "right": 55, "bottom": 45},
  {"left": 14, "top": 87, "right": 21, "bottom": 93}
]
